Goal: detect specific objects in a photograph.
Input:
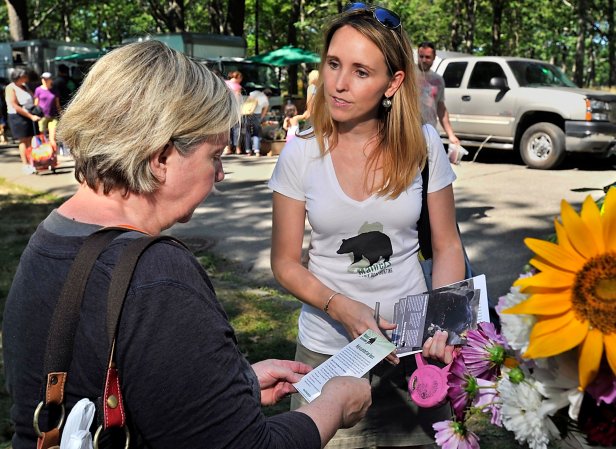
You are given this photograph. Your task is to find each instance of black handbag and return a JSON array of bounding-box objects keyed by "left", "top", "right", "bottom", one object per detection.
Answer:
[{"left": 28, "top": 105, "right": 44, "bottom": 117}]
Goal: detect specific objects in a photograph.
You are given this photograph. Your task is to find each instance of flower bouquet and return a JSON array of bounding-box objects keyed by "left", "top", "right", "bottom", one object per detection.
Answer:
[{"left": 432, "top": 187, "right": 616, "bottom": 449}]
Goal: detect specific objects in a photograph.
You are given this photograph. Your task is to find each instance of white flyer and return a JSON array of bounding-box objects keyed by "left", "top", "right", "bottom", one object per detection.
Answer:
[{"left": 293, "top": 329, "right": 396, "bottom": 403}]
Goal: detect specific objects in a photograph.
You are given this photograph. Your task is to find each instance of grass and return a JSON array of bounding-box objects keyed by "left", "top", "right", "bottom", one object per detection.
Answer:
[{"left": 0, "top": 178, "right": 301, "bottom": 445}]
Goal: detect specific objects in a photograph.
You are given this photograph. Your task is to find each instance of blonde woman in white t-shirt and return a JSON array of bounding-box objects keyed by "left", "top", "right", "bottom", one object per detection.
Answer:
[{"left": 269, "top": 6, "right": 465, "bottom": 448}]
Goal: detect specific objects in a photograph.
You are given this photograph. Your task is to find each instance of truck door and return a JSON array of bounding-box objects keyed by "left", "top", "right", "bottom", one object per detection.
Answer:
[
  {"left": 452, "top": 61, "right": 516, "bottom": 140},
  {"left": 440, "top": 61, "right": 469, "bottom": 135}
]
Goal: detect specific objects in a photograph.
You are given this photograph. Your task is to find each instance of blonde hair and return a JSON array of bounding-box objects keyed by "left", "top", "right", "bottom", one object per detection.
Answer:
[
  {"left": 58, "top": 40, "right": 239, "bottom": 194},
  {"left": 307, "top": 69, "right": 319, "bottom": 85},
  {"left": 310, "top": 10, "right": 426, "bottom": 199}
]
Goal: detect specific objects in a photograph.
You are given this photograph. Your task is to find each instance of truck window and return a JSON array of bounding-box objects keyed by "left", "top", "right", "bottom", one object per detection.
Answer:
[
  {"left": 507, "top": 60, "right": 577, "bottom": 88},
  {"left": 468, "top": 62, "right": 506, "bottom": 89},
  {"left": 442, "top": 62, "right": 467, "bottom": 88}
]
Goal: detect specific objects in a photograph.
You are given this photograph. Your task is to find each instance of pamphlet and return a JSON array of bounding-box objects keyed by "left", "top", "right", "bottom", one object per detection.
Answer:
[
  {"left": 293, "top": 329, "right": 396, "bottom": 403},
  {"left": 392, "top": 274, "right": 489, "bottom": 357}
]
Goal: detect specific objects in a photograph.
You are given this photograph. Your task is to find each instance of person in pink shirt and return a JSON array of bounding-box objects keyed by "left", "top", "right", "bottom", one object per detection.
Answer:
[{"left": 224, "top": 71, "right": 244, "bottom": 154}]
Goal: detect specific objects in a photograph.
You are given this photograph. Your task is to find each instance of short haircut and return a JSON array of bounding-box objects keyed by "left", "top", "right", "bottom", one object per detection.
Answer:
[
  {"left": 284, "top": 103, "right": 298, "bottom": 117},
  {"left": 57, "top": 64, "right": 70, "bottom": 74},
  {"left": 10, "top": 68, "right": 27, "bottom": 82},
  {"left": 228, "top": 70, "right": 242, "bottom": 80},
  {"left": 418, "top": 41, "right": 436, "bottom": 53},
  {"left": 57, "top": 40, "right": 239, "bottom": 194}
]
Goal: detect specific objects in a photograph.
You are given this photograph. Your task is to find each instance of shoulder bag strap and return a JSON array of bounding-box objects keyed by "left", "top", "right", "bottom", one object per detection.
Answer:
[
  {"left": 99, "top": 235, "right": 188, "bottom": 431},
  {"left": 417, "top": 161, "right": 432, "bottom": 260},
  {"left": 41, "top": 229, "right": 125, "bottom": 404},
  {"left": 36, "top": 228, "right": 129, "bottom": 449},
  {"left": 417, "top": 151, "right": 473, "bottom": 278}
]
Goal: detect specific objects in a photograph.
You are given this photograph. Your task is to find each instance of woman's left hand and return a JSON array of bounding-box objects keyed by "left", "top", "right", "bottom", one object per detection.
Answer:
[
  {"left": 422, "top": 330, "right": 456, "bottom": 364},
  {"left": 252, "top": 359, "right": 313, "bottom": 406}
]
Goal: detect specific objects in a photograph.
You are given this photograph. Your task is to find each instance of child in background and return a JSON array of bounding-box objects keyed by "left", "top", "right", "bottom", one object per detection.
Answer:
[{"left": 283, "top": 103, "right": 300, "bottom": 142}]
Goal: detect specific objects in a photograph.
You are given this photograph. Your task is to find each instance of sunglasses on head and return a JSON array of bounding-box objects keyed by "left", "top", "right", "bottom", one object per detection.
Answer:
[{"left": 344, "top": 2, "right": 401, "bottom": 29}]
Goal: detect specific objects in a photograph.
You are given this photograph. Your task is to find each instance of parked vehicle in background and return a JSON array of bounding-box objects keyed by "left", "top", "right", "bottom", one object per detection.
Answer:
[
  {"left": 0, "top": 39, "right": 97, "bottom": 81},
  {"left": 434, "top": 56, "right": 616, "bottom": 169},
  {"left": 123, "top": 33, "right": 282, "bottom": 110},
  {"left": 122, "top": 32, "right": 247, "bottom": 59}
]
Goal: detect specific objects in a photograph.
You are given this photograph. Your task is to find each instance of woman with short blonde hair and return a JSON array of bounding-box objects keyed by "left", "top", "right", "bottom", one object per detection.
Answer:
[
  {"left": 5, "top": 40, "right": 371, "bottom": 449},
  {"left": 58, "top": 41, "right": 239, "bottom": 194}
]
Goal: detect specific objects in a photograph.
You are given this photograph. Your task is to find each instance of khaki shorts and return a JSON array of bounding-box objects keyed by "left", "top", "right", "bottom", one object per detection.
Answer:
[
  {"left": 38, "top": 117, "right": 58, "bottom": 134},
  {"left": 291, "top": 341, "right": 448, "bottom": 448}
]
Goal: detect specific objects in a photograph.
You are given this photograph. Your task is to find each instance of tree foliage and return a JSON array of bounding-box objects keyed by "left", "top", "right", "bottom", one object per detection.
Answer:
[{"left": 1, "top": 0, "right": 615, "bottom": 87}]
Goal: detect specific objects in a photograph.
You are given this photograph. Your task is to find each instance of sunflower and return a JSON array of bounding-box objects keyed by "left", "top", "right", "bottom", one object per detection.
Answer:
[{"left": 503, "top": 188, "right": 616, "bottom": 390}]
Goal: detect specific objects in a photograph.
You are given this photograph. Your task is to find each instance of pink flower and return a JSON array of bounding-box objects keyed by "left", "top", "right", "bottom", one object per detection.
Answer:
[
  {"left": 433, "top": 419, "right": 480, "bottom": 449},
  {"left": 462, "top": 322, "right": 508, "bottom": 380},
  {"left": 587, "top": 367, "right": 616, "bottom": 405},
  {"left": 448, "top": 356, "right": 479, "bottom": 419},
  {"left": 472, "top": 377, "right": 502, "bottom": 426}
]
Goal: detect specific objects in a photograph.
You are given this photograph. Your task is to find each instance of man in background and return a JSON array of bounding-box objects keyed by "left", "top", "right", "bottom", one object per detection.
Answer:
[
  {"left": 417, "top": 41, "right": 460, "bottom": 146},
  {"left": 244, "top": 88, "right": 270, "bottom": 156},
  {"left": 54, "top": 64, "right": 76, "bottom": 109}
]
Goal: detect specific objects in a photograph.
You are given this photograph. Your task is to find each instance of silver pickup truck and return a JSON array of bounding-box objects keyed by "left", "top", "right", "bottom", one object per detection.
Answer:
[{"left": 433, "top": 56, "right": 616, "bottom": 169}]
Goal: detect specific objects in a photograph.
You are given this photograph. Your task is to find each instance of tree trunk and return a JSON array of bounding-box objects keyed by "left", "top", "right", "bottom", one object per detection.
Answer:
[
  {"left": 208, "top": 0, "right": 226, "bottom": 34},
  {"left": 6, "top": 0, "right": 28, "bottom": 41},
  {"left": 226, "top": 0, "right": 245, "bottom": 36},
  {"left": 287, "top": 0, "right": 301, "bottom": 95},
  {"left": 585, "top": 42, "right": 595, "bottom": 87},
  {"left": 463, "top": 0, "right": 476, "bottom": 53},
  {"left": 450, "top": 0, "right": 463, "bottom": 51},
  {"left": 146, "top": 0, "right": 186, "bottom": 33},
  {"left": 491, "top": 0, "right": 505, "bottom": 55},
  {"left": 61, "top": 1, "right": 71, "bottom": 42},
  {"left": 573, "top": 0, "right": 586, "bottom": 87}
]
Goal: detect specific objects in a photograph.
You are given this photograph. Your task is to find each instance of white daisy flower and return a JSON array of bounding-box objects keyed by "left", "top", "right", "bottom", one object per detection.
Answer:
[
  {"left": 496, "top": 286, "right": 535, "bottom": 352},
  {"left": 533, "top": 351, "right": 584, "bottom": 421},
  {"left": 498, "top": 374, "right": 560, "bottom": 449}
]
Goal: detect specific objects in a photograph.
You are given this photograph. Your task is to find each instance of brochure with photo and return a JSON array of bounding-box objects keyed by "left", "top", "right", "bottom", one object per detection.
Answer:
[{"left": 392, "top": 274, "right": 489, "bottom": 357}]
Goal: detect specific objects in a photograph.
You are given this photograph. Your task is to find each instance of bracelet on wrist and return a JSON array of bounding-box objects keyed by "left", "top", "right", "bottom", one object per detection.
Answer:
[{"left": 323, "top": 292, "right": 340, "bottom": 315}]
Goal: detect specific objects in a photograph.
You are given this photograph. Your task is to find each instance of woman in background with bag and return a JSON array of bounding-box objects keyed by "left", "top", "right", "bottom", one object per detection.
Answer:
[
  {"left": 5, "top": 67, "right": 42, "bottom": 174},
  {"left": 269, "top": 5, "right": 464, "bottom": 448},
  {"left": 3, "top": 41, "right": 371, "bottom": 449}
]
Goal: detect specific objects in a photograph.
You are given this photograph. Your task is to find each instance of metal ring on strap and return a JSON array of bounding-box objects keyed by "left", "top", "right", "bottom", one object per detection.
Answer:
[
  {"left": 93, "top": 424, "right": 130, "bottom": 449},
  {"left": 32, "top": 400, "right": 66, "bottom": 438}
]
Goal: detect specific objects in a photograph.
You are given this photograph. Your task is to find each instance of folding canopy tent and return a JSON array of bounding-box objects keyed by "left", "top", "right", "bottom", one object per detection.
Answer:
[{"left": 248, "top": 45, "right": 320, "bottom": 67}]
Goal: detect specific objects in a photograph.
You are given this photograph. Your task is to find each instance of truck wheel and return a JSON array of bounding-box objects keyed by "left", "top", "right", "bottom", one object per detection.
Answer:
[{"left": 520, "top": 123, "right": 566, "bottom": 169}]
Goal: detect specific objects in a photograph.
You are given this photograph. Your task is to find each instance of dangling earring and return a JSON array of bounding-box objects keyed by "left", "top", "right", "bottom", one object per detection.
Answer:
[{"left": 382, "top": 96, "right": 392, "bottom": 109}]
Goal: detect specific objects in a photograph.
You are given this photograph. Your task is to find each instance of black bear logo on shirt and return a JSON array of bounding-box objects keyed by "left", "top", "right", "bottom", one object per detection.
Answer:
[{"left": 337, "top": 231, "right": 393, "bottom": 269}]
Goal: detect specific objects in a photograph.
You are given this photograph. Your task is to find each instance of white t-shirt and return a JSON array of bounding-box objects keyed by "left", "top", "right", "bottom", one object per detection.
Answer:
[
  {"left": 268, "top": 125, "right": 456, "bottom": 354},
  {"left": 249, "top": 90, "right": 269, "bottom": 114},
  {"left": 418, "top": 69, "right": 446, "bottom": 128},
  {"left": 6, "top": 83, "right": 33, "bottom": 114}
]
